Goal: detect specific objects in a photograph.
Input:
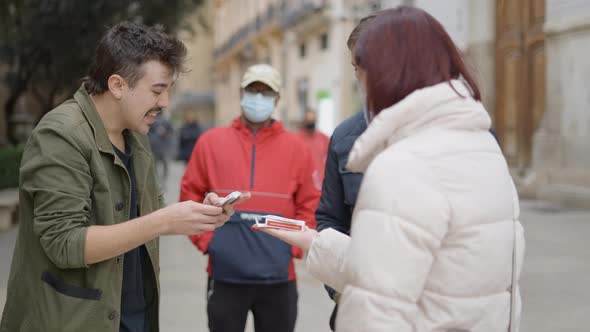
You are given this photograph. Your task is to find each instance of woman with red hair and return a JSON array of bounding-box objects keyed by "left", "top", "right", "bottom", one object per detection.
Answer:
[{"left": 255, "top": 6, "right": 524, "bottom": 332}]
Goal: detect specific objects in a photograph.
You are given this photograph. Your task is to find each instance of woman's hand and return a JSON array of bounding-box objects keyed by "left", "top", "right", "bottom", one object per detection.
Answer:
[{"left": 252, "top": 225, "right": 318, "bottom": 252}]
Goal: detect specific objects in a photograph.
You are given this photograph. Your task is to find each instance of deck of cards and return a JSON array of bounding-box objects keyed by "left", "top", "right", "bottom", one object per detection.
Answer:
[{"left": 254, "top": 215, "right": 306, "bottom": 232}]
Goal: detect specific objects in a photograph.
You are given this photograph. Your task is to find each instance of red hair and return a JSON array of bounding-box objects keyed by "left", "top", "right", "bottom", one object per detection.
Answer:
[{"left": 354, "top": 6, "right": 481, "bottom": 116}]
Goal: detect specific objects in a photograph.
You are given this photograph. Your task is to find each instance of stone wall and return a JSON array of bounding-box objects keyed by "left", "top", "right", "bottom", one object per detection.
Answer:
[{"left": 528, "top": 0, "right": 590, "bottom": 207}]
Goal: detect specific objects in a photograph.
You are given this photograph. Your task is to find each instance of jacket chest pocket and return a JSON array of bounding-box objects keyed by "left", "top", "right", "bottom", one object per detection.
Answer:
[
  {"left": 89, "top": 170, "right": 127, "bottom": 225},
  {"left": 109, "top": 184, "right": 129, "bottom": 223},
  {"left": 98, "top": 155, "right": 132, "bottom": 222},
  {"left": 140, "top": 178, "right": 160, "bottom": 214}
]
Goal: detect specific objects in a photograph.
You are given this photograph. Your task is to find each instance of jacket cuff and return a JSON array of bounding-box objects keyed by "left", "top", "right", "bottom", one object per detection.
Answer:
[
  {"left": 306, "top": 228, "right": 350, "bottom": 293},
  {"left": 70, "top": 227, "right": 89, "bottom": 268}
]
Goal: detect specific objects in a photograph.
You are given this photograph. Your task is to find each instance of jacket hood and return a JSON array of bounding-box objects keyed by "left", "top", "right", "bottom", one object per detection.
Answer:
[
  {"left": 231, "top": 116, "right": 285, "bottom": 142},
  {"left": 347, "top": 80, "right": 491, "bottom": 173}
]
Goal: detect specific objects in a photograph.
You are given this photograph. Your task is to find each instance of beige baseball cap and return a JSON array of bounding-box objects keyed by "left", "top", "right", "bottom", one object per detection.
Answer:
[{"left": 241, "top": 64, "right": 282, "bottom": 93}]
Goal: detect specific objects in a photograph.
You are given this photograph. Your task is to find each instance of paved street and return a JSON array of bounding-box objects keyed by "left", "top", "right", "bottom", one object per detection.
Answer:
[{"left": 1, "top": 160, "right": 589, "bottom": 331}]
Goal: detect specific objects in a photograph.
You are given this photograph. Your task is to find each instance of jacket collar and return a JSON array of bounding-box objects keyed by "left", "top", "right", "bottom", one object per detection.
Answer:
[
  {"left": 73, "top": 84, "right": 152, "bottom": 159},
  {"left": 347, "top": 80, "right": 491, "bottom": 173},
  {"left": 231, "top": 116, "right": 285, "bottom": 141}
]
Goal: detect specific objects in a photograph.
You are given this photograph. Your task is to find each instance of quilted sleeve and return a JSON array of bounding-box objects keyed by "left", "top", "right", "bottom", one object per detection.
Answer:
[{"left": 337, "top": 151, "right": 451, "bottom": 331}]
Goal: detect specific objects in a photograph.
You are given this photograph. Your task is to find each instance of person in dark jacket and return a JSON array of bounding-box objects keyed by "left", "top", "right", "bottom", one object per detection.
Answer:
[
  {"left": 315, "top": 13, "right": 376, "bottom": 331},
  {"left": 177, "top": 111, "right": 202, "bottom": 163}
]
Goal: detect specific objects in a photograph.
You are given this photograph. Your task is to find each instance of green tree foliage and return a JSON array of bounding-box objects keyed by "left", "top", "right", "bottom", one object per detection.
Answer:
[
  {"left": 0, "top": 144, "right": 23, "bottom": 189},
  {"left": 0, "top": 0, "right": 203, "bottom": 143}
]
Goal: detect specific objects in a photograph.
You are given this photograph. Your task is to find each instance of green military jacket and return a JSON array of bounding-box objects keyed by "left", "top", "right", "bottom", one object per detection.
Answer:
[{"left": 0, "top": 85, "right": 164, "bottom": 332}]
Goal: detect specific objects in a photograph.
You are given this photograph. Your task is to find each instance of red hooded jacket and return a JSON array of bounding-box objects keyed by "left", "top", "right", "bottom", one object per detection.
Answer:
[{"left": 180, "top": 117, "right": 320, "bottom": 283}]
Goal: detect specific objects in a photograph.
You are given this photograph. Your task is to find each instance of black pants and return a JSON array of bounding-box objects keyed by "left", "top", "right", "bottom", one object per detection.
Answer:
[{"left": 207, "top": 278, "right": 298, "bottom": 332}]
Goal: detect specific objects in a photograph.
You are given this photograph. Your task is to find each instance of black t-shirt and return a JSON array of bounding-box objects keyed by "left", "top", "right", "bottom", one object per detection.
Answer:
[{"left": 113, "top": 138, "right": 151, "bottom": 332}]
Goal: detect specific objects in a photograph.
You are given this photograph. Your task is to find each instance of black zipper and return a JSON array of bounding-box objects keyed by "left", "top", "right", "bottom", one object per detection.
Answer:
[{"left": 250, "top": 134, "right": 256, "bottom": 189}]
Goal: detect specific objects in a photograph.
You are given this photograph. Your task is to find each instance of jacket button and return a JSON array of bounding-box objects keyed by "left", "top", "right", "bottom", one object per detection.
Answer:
[
  {"left": 115, "top": 202, "right": 124, "bottom": 211},
  {"left": 108, "top": 310, "right": 117, "bottom": 320}
]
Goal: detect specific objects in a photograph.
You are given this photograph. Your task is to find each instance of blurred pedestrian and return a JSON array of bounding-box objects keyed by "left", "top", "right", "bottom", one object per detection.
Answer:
[
  {"left": 255, "top": 6, "right": 524, "bottom": 332},
  {"left": 148, "top": 111, "right": 174, "bottom": 184},
  {"left": 177, "top": 111, "right": 202, "bottom": 163},
  {"left": 296, "top": 110, "right": 330, "bottom": 189},
  {"left": 180, "top": 63, "right": 320, "bottom": 332},
  {"left": 0, "top": 21, "right": 249, "bottom": 332}
]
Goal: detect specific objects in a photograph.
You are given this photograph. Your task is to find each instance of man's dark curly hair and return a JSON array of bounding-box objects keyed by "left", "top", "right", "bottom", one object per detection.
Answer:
[{"left": 84, "top": 21, "right": 187, "bottom": 95}]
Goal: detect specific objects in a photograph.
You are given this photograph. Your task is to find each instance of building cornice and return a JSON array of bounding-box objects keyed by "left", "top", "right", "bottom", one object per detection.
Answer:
[
  {"left": 213, "top": 0, "right": 327, "bottom": 65},
  {"left": 545, "top": 15, "right": 590, "bottom": 36}
]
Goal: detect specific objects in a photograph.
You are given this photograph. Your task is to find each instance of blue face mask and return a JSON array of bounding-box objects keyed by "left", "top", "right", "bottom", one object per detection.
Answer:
[
  {"left": 241, "top": 92, "right": 275, "bottom": 123},
  {"left": 356, "top": 80, "right": 371, "bottom": 125}
]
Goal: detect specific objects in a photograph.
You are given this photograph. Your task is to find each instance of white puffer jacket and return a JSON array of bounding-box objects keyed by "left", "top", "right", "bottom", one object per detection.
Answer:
[{"left": 307, "top": 80, "right": 525, "bottom": 332}]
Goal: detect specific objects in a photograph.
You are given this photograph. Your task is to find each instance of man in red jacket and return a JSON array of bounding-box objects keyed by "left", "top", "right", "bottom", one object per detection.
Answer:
[
  {"left": 296, "top": 110, "right": 330, "bottom": 190},
  {"left": 180, "top": 63, "right": 320, "bottom": 332}
]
